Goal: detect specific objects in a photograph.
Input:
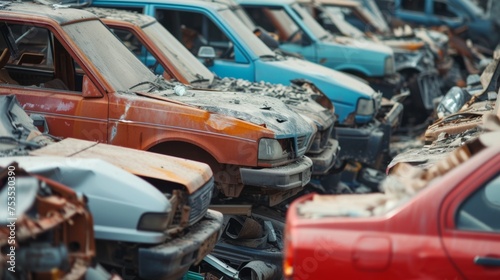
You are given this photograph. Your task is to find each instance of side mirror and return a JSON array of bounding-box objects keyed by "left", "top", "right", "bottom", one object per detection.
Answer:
[
  {"left": 81, "top": 75, "right": 103, "bottom": 98},
  {"left": 198, "top": 46, "right": 216, "bottom": 67}
]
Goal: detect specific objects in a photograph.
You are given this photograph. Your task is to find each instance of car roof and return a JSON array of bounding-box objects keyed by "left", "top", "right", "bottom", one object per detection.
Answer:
[
  {"left": 0, "top": 1, "right": 97, "bottom": 24},
  {"left": 236, "top": 0, "right": 297, "bottom": 5},
  {"left": 95, "top": 0, "right": 230, "bottom": 11},
  {"left": 83, "top": 7, "right": 156, "bottom": 27}
]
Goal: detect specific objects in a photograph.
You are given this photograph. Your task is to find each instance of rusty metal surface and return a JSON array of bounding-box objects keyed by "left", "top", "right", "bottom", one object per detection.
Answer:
[
  {"left": 0, "top": 164, "right": 96, "bottom": 279},
  {"left": 0, "top": 1, "right": 97, "bottom": 25},
  {"left": 209, "top": 205, "right": 253, "bottom": 216},
  {"left": 31, "top": 138, "right": 212, "bottom": 194}
]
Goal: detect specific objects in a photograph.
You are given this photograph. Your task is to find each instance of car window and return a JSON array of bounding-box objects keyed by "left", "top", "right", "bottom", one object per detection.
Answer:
[
  {"left": 244, "top": 6, "right": 303, "bottom": 45},
  {"left": 155, "top": 9, "right": 235, "bottom": 61},
  {"left": 456, "top": 174, "right": 500, "bottom": 232},
  {"left": 433, "top": 1, "right": 459, "bottom": 18},
  {"left": 0, "top": 22, "right": 84, "bottom": 92},
  {"left": 401, "top": 0, "right": 425, "bottom": 12},
  {"left": 109, "top": 27, "right": 165, "bottom": 76}
]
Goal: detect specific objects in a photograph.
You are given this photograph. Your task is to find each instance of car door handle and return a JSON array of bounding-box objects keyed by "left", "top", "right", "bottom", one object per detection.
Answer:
[{"left": 474, "top": 256, "right": 500, "bottom": 266}]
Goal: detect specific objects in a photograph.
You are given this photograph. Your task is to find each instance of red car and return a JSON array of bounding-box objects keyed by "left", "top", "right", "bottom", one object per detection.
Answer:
[{"left": 284, "top": 130, "right": 500, "bottom": 279}]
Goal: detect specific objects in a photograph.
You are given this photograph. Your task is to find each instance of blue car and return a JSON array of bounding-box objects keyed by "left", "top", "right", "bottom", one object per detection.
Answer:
[
  {"left": 92, "top": 0, "right": 403, "bottom": 170},
  {"left": 378, "top": 0, "right": 500, "bottom": 50},
  {"left": 234, "top": 0, "right": 408, "bottom": 99}
]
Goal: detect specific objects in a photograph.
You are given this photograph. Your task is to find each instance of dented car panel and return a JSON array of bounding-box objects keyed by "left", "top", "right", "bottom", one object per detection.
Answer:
[{"left": 285, "top": 131, "right": 500, "bottom": 279}]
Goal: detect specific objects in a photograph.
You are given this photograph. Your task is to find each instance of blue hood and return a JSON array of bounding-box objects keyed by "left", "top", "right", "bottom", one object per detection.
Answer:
[{"left": 255, "top": 56, "right": 376, "bottom": 123}]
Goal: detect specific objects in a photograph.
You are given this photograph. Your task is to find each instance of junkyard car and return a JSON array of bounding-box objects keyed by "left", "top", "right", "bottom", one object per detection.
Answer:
[
  {"left": 284, "top": 130, "right": 500, "bottom": 280},
  {"left": 0, "top": 95, "right": 223, "bottom": 279},
  {"left": 83, "top": 7, "right": 341, "bottom": 187},
  {"left": 0, "top": 1, "right": 315, "bottom": 208},
  {"left": 299, "top": 0, "right": 443, "bottom": 126},
  {"left": 235, "top": 0, "right": 406, "bottom": 99},
  {"left": 385, "top": 0, "right": 500, "bottom": 50},
  {"left": 91, "top": 0, "right": 403, "bottom": 172}
]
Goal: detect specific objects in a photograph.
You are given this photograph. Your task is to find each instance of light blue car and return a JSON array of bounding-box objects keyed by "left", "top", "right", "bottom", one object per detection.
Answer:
[
  {"left": 92, "top": 0, "right": 403, "bottom": 170},
  {"left": 234, "top": 0, "right": 405, "bottom": 98}
]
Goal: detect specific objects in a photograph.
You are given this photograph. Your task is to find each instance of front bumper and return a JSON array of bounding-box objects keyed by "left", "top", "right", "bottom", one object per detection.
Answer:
[
  {"left": 240, "top": 156, "right": 313, "bottom": 189},
  {"left": 138, "top": 210, "right": 223, "bottom": 280},
  {"left": 336, "top": 122, "right": 387, "bottom": 168},
  {"left": 336, "top": 99, "right": 402, "bottom": 170},
  {"left": 307, "top": 138, "right": 340, "bottom": 175}
]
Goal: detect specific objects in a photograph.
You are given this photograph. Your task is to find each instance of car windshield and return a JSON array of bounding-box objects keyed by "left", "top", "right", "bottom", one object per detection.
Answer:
[
  {"left": 460, "top": 0, "right": 486, "bottom": 17},
  {"left": 143, "top": 21, "right": 214, "bottom": 83},
  {"left": 62, "top": 19, "right": 156, "bottom": 91},
  {"left": 218, "top": 8, "right": 275, "bottom": 57},
  {"left": 356, "top": 0, "right": 390, "bottom": 31},
  {"left": 323, "top": 6, "right": 365, "bottom": 37},
  {"left": 291, "top": 3, "right": 330, "bottom": 40},
  {"left": 232, "top": 6, "right": 257, "bottom": 30}
]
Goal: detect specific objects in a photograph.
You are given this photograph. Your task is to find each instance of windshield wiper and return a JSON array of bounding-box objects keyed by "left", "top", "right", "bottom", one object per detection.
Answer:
[
  {"left": 128, "top": 76, "right": 173, "bottom": 92},
  {"left": 319, "top": 34, "right": 330, "bottom": 41},
  {"left": 191, "top": 73, "right": 210, "bottom": 84},
  {"left": 259, "top": 54, "right": 278, "bottom": 60}
]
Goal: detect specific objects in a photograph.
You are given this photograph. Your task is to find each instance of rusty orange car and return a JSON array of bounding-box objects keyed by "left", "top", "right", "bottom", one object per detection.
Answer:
[{"left": 0, "top": 1, "right": 315, "bottom": 207}]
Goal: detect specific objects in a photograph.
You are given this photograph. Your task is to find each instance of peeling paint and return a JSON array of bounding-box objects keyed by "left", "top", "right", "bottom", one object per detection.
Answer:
[{"left": 56, "top": 102, "right": 74, "bottom": 112}]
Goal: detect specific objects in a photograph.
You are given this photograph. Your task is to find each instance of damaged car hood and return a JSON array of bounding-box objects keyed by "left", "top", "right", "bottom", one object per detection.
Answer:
[
  {"left": 208, "top": 77, "right": 335, "bottom": 130},
  {"left": 30, "top": 138, "right": 212, "bottom": 194},
  {"left": 141, "top": 87, "right": 315, "bottom": 138}
]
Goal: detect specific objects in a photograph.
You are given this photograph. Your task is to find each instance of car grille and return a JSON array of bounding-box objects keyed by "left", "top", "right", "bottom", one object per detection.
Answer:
[
  {"left": 418, "top": 72, "right": 441, "bottom": 110},
  {"left": 187, "top": 178, "right": 214, "bottom": 226},
  {"left": 296, "top": 135, "right": 307, "bottom": 149}
]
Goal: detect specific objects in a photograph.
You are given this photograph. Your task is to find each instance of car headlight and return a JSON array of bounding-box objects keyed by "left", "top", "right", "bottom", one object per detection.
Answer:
[
  {"left": 384, "top": 55, "right": 395, "bottom": 75},
  {"left": 137, "top": 212, "right": 171, "bottom": 232},
  {"left": 356, "top": 98, "right": 375, "bottom": 116},
  {"left": 258, "top": 138, "right": 291, "bottom": 162}
]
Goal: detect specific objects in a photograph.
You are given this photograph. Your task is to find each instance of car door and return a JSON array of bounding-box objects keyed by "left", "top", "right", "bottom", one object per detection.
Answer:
[
  {"left": 0, "top": 21, "right": 108, "bottom": 142},
  {"left": 440, "top": 154, "right": 500, "bottom": 280},
  {"left": 153, "top": 7, "right": 255, "bottom": 82}
]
